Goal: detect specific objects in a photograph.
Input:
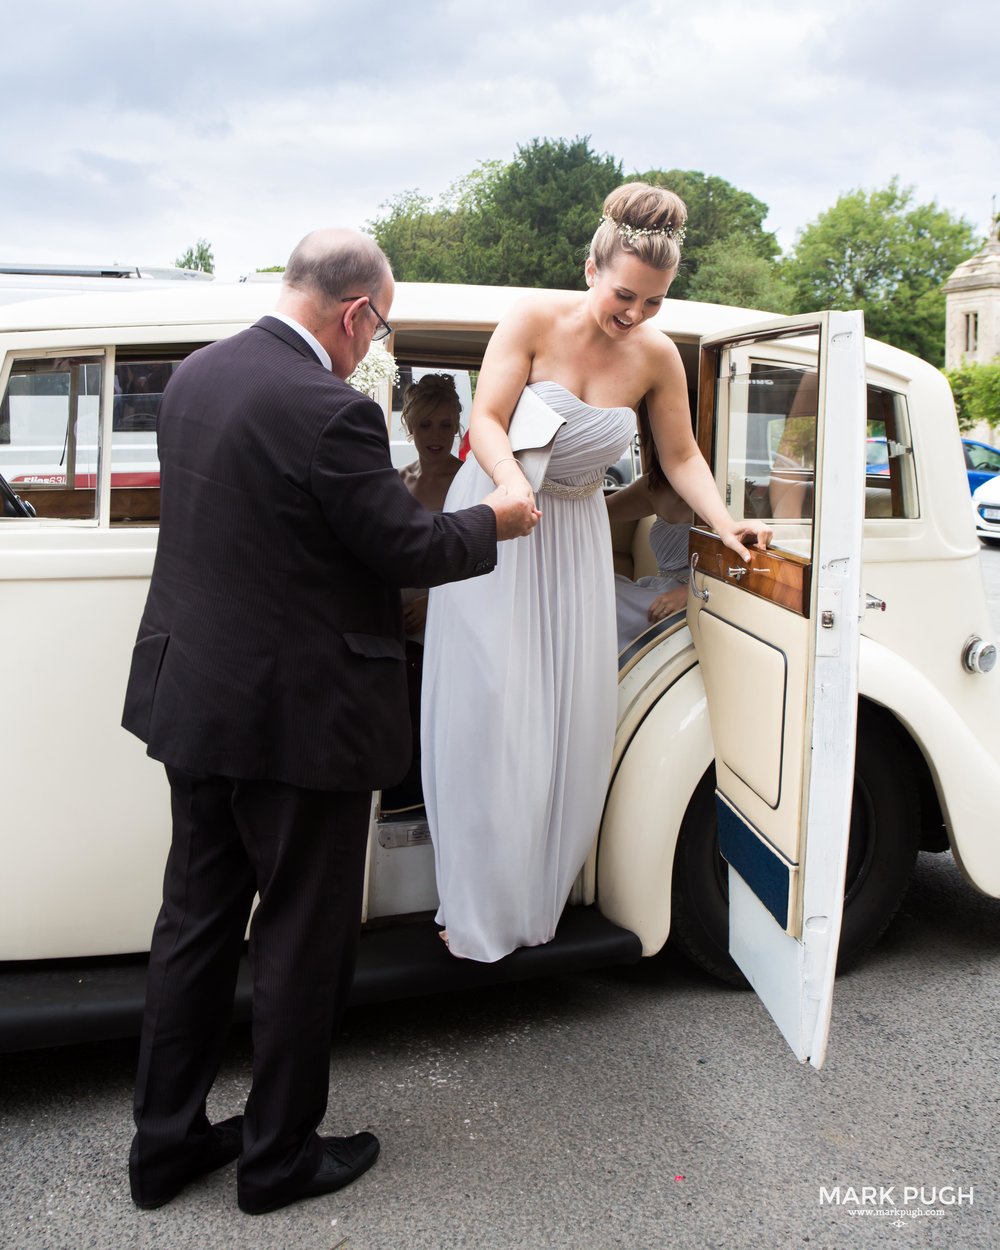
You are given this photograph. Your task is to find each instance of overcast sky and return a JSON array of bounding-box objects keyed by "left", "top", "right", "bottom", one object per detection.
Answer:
[{"left": 2, "top": 0, "right": 997, "bottom": 278}]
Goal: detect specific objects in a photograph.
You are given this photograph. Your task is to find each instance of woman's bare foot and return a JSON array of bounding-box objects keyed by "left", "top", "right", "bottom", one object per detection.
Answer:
[{"left": 438, "top": 929, "right": 467, "bottom": 959}]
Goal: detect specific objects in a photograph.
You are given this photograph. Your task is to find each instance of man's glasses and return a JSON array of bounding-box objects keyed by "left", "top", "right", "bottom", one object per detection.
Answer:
[{"left": 341, "top": 296, "right": 392, "bottom": 342}]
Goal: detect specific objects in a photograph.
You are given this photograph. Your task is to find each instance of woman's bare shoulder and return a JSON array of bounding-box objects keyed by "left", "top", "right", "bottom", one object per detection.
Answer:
[{"left": 636, "top": 325, "right": 686, "bottom": 389}]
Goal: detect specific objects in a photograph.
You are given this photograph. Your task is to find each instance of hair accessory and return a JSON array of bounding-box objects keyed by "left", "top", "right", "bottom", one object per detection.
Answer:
[{"left": 601, "top": 214, "right": 686, "bottom": 245}]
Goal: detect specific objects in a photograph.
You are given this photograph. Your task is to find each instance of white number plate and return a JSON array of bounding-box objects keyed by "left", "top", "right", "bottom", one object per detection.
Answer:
[{"left": 982, "top": 507, "right": 1000, "bottom": 521}]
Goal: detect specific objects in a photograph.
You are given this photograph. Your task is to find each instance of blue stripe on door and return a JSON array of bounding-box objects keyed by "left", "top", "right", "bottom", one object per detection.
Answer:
[{"left": 716, "top": 795, "right": 790, "bottom": 930}]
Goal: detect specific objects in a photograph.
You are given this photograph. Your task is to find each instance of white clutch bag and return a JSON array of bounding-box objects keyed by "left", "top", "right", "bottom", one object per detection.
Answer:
[{"left": 506, "top": 387, "right": 566, "bottom": 493}]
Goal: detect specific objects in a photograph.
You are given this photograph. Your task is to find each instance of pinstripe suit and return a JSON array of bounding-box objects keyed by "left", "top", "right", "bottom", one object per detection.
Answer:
[{"left": 123, "top": 316, "right": 496, "bottom": 1205}]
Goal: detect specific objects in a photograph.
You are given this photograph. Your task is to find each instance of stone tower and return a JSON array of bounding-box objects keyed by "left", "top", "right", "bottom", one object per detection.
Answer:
[
  {"left": 944, "top": 219, "right": 1000, "bottom": 369},
  {"left": 943, "top": 219, "right": 1000, "bottom": 442}
]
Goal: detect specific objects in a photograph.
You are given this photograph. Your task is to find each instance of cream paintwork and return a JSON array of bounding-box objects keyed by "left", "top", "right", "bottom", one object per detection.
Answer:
[
  {"left": 598, "top": 647, "right": 713, "bottom": 956},
  {"left": 2, "top": 563, "right": 166, "bottom": 957},
  {"left": 695, "top": 597, "right": 804, "bottom": 832},
  {"left": 858, "top": 635, "right": 1000, "bottom": 894},
  {"left": 1, "top": 283, "right": 999, "bottom": 967}
]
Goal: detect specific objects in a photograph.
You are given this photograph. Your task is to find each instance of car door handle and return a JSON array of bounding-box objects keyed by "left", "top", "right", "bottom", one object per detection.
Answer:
[{"left": 689, "top": 552, "right": 710, "bottom": 602}]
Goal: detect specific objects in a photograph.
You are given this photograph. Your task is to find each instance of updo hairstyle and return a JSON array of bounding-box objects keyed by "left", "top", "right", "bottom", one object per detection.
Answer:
[
  {"left": 400, "top": 372, "right": 462, "bottom": 438},
  {"left": 590, "top": 181, "right": 688, "bottom": 273}
]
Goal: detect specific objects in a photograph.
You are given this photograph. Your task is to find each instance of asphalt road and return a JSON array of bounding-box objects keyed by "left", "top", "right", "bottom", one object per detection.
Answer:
[{"left": 2, "top": 548, "right": 998, "bottom": 1250}]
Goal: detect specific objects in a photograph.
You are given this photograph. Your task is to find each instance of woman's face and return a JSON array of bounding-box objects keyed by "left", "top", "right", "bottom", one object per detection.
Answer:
[
  {"left": 585, "top": 252, "right": 675, "bottom": 340},
  {"left": 410, "top": 405, "right": 461, "bottom": 461}
]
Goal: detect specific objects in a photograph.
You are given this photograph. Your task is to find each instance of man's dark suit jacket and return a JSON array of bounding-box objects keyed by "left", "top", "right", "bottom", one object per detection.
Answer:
[{"left": 122, "top": 316, "right": 496, "bottom": 792}]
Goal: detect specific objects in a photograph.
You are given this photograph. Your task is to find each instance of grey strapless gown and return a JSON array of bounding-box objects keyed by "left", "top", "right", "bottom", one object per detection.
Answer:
[
  {"left": 421, "top": 382, "right": 634, "bottom": 961},
  {"left": 613, "top": 517, "right": 690, "bottom": 652}
]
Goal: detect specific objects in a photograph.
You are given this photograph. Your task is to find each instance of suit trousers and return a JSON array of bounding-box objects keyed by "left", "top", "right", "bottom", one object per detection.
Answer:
[{"left": 130, "top": 767, "right": 371, "bottom": 1205}]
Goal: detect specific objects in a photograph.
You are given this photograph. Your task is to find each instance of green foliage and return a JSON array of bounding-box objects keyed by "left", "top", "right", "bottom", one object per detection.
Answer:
[
  {"left": 686, "top": 234, "right": 792, "bottom": 311},
  {"left": 175, "top": 238, "right": 215, "bottom": 273},
  {"left": 462, "top": 137, "right": 622, "bottom": 288},
  {"left": 369, "top": 188, "right": 469, "bottom": 283},
  {"left": 255, "top": 265, "right": 285, "bottom": 273},
  {"left": 635, "top": 169, "right": 779, "bottom": 299},
  {"left": 944, "top": 359, "right": 1000, "bottom": 431},
  {"left": 369, "top": 138, "right": 621, "bottom": 288},
  {"left": 782, "top": 180, "right": 977, "bottom": 365}
]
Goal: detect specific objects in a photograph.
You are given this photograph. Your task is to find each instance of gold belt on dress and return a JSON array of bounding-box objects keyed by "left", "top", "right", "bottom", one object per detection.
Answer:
[{"left": 539, "top": 474, "right": 603, "bottom": 499}]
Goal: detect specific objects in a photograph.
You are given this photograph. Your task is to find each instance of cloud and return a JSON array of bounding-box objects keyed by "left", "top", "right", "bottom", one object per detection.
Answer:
[{"left": 2, "top": 0, "right": 996, "bottom": 274}]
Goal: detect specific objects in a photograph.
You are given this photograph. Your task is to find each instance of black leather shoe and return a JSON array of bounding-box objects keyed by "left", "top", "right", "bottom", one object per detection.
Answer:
[
  {"left": 131, "top": 1115, "right": 243, "bottom": 1209},
  {"left": 237, "top": 1132, "right": 380, "bottom": 1215}
]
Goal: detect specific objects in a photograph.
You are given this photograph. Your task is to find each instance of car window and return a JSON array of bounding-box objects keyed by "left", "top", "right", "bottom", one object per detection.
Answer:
[
  {"left": 865, "top": 385, "right": 918, "bottom": 519},
  {"left": 966, "top": 443, "right": 1000, "bottom": 472},
  {"left": 0, "top": 353, "right": 105, "bottom": 520},
  {"left": 0, "top": 344, "right": 209, "bottom": 524},
  {"left": 106, "top": 348, "right": 201, "bottom": 525},
  {"left": 389, "top": 365, "right": 475, "bottom": 470}
]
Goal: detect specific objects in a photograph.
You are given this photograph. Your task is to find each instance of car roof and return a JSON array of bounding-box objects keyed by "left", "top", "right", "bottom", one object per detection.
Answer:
[
  {"left": 0, "top": 280, "right": 938, "bottom": 382},
  {"left": 0, "top": 281, "right": 770, "bottom": 336}
]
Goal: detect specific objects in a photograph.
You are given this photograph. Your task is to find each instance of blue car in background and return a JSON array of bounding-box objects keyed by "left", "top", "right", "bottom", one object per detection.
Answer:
[
  {"left": 866, "top": 436, "right": 1000, "bottom": 493},
  {"left": 962, "top": 439, "right": 1000, "bottom": 492}
]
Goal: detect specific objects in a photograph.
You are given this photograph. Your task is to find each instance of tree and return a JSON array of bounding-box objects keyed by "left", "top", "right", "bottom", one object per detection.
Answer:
[
  {"left": 782, "top": 180, "right": 977, "bottom": 365},
  {"left": 944, "top": 359, "right": 1000, "bottom": 431},
  {"left": 255, "top": 265, "right": 285, "bottom": 273},
  {"left": 461, "top": 137, "right": 622, "bottom": 288},
  {"left": 368, "top": 189, "right": 469, "bottom": 283},
  {"left": 369, "top": 146, "right": 785, "bottom": 296},
  {"left": 369, "top": 138, "right": 621, "bottom": 288},
  {"left": 686, "top": 234, "right": 792, "bottom": 311},
  {"left": 634, "top": 169, "right": 779, "bottom": 299},
  {"left": 175, "top": 239, "right": 215, "bottom": 274}
]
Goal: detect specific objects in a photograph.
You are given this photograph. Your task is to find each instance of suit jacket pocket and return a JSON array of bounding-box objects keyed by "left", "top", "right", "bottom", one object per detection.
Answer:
[
  {"left": 343, "top": 632, "right": 406, "bottom": 661},
  {"left": 122, "top": 632, "right": 170, "bottom": 742}
]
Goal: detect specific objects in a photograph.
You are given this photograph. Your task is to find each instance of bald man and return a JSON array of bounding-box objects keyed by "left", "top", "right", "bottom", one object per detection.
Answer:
[{"left": 123, "top": 229, "right": 537, "bottom": 1216}]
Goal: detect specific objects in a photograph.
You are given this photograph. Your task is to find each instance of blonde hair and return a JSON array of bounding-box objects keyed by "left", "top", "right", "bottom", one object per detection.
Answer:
[
  {"left": 590, "top": 181, "right": 687, "bottom": 273},
  {"left": 400, "top": 372, "right": 462, "bottom": 437}
]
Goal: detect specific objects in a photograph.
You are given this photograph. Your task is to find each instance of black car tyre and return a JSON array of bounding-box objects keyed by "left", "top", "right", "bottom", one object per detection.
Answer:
[{"left": 669, "top": 708, "right": 920, "bottom": 985}]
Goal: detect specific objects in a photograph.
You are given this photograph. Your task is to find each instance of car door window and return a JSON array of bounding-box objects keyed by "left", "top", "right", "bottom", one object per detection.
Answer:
[
  {"left": 725, "top": 362, "right": 916, "bottom": 525},
  {"left": 865, "top": 386, "right": 918, "bottom": 518},
  {"left": 389, "top": 365, "right": 474, "bottom": 470},
  {"left": 107, "top": 350, "right": 192, "bottom": 525},
  {"left": 0, "top": 353, "right": 105, "bottom": 520}
]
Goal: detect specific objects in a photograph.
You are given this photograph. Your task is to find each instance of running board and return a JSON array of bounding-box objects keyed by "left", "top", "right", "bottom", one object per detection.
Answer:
[{"left": 0, "top": 908, "right": 641, "bottom": 1053}]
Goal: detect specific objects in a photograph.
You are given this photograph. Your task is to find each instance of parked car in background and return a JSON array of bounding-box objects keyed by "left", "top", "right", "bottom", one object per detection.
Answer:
[
  {"left": 603, "top": 433, "right": 641, "bottom": 488},
  {"left": 1, "top": 283, "right": 998, "bottom": 1072},
  {"left": 866, "top": 435, "right": 1000, "bottom": 494},
  {"left": 962, "top": 438, "right": 1000, "bottom": 493},
  {"left": 972, "top": 472, "right": 1000, "bottom": 544}
]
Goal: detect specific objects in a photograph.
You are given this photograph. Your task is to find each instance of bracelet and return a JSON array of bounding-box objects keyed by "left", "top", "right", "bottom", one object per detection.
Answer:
[{"left": 490, "top": 456, "right": 517, "bottom": 483}]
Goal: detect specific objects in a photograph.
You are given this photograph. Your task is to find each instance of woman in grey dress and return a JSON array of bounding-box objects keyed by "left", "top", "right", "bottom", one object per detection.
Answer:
[{"left": 422, "top": 182, "right": 771, "bottom": 962}]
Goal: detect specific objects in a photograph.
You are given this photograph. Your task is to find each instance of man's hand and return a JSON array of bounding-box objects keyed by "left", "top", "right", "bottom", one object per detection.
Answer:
[
  {"left": 403, "top": 595, "right": 429, "bottom": 633},
  {"left": 484, "top": 485, "right": 541, "bottom": 540}
]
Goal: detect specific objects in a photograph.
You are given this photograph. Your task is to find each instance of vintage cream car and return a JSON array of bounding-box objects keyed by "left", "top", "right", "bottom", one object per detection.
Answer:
[{"left": 1, "top": 282, "right": 997, "bottom": 1067}]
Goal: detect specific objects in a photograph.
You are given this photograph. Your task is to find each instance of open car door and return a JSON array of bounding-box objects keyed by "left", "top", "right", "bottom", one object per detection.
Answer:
[{"left": 687, "top": 311, "right": 865, "bottom": 1068}]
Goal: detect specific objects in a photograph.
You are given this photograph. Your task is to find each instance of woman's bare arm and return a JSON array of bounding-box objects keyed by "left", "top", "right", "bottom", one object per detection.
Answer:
[{"left": 468, "top": 300, "right": 547, "bottom": 505}]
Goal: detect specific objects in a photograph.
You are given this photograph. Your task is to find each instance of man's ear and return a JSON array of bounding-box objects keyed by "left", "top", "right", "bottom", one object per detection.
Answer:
[{"left": 341, "top": 296, "right": 366, "bottom": 339}]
